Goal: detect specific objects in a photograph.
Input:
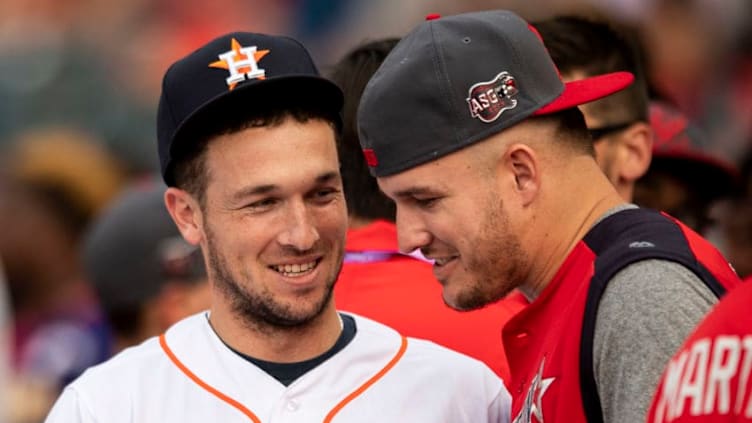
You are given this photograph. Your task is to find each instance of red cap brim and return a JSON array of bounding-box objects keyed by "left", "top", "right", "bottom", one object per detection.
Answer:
[{"left": 533, "top": 71, "right": 634, "bottom": 116}]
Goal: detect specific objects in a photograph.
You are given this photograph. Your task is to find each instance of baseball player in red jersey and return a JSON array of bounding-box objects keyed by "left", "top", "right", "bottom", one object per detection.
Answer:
[
  {"left": 357, "top": 10, "right": 741, "bottom": 423},
  {"left": 44, "top": 32, "right": 510, "bottom": 422},
  {"left": 648, "top": 276, "right": 752, "bottom": 422},
  {"left": 329, "top": 38, "right": 526, "bottom": 381}
]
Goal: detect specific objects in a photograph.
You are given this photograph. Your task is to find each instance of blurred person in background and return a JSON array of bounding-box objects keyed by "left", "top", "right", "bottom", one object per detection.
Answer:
[
  {"left": 82, "top": 180, "right": 210, "bottom": 354},
  {"left": 328, "top": 37, "right": 526, "bottom": 381},
  {"left": 0, "top": 129, "right": 126, "bottom": 422},
  {"left": 638, "top": 0, "right": 752, "bottom": 166},
  {"left": 8, "top": 128, "right": 127, "bottom": 223},
  {"left": 719, "top": 201, "right": 752, "bottom": 279},
  {"left": 716, "top": 149, "right": 752, "bottom": 279},
  {"left": 0, "top": 179, "right": 109, "bottom": 423},
  {"left": 534, "top": 14, "right": 653, "bottom": 202},
  {"left": 634, "top": 101, "right": 740, "bottom": 235}
]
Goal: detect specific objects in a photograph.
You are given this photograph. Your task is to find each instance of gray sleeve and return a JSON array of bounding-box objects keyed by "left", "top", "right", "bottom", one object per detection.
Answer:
[{"left": 593, "top": 259, "right": 718, "bottom": 423}]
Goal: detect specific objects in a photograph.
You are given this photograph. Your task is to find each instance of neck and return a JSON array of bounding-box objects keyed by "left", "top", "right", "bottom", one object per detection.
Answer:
[
  {"left": 208, "top": 300, "right": 343, "bottom": 363},
  {"left": 520, "top": 157, "right": 625, "bottom": 300},
  {"left": 615, "top": 180, "right": 634, "bottom": 203}
]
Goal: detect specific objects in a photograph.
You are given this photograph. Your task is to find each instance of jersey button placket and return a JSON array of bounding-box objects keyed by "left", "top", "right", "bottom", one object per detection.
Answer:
[{"left": 285, "top": 399, "right": 300, "bottom": 412}]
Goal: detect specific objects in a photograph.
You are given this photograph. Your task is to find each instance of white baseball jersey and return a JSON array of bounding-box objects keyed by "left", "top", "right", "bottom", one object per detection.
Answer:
[{"left": 45, "top": 312, "right": 510, "bottom": 422}]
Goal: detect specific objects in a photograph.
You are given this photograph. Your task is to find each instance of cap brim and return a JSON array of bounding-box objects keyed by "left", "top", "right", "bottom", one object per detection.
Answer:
[
  {"left": 649, "top": 154, "right": 740, "bottom": 198},
  {"left": 533, "top": 71, "right": 634, "bottom": 116},
  {"left": 652, "top": 150, "right": 740, "bottom": 185}
]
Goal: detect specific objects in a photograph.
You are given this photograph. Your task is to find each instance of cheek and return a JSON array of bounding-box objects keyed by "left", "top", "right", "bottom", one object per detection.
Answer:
[
  {"left": 314, "top": 203, "right": 349, "bottom": 237},
  {"left": 425, "top": 212, "right": 471, "bottom": 247},
  {"left": 207, "top": 216, "right": 268, "bottom": 258}
]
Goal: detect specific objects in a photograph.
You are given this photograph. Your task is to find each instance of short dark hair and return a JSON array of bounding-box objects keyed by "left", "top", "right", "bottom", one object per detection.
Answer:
[
  {"left": 172, "top": 98, "right": 341, "bottom": 206},
  {"left": 328, "top": 38, "right": 399, "bottom": 221},
  {"left": 535, "top": 107, "right": 595, "bottom": 156},
  {"left": 533, "top": 15, "right": 649, "bottom": 124}
]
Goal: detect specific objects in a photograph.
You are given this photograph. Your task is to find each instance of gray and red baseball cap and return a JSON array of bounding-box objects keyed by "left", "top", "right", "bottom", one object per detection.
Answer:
[
  {"left": 648, "top": 101, "right": 739, "bottom": 193},
  {"left": 157, "top": 32, "right": 343, "bottom": 186},
  {"left": 357, "top": 10, "right": 635, "bottom": 177}
]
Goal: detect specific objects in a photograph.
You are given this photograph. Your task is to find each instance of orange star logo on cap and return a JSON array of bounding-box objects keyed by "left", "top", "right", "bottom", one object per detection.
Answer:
[{"left": 209, "top": 38, "right": 270, "bottom": 90}]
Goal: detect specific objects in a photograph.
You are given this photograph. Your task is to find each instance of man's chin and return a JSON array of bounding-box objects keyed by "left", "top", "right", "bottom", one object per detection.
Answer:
[{"left": 443, "top": 284, "right": 495, "bottom": 311}]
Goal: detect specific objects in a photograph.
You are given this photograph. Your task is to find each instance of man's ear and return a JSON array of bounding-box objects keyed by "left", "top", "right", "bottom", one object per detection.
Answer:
[
  {"left": 618, "top": 121, "right": 653, "bottom": 182},
  {"left": 164, "top": 187, "right": 204, "bottom": 246},
  {"left": 503, "top": 143, "right": 540, "bottom": 207}
]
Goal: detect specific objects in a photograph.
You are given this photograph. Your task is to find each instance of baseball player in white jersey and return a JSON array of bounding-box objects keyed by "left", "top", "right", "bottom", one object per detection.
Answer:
[{"left": 44, "top": 31, "right": 510, "bottom": 422}]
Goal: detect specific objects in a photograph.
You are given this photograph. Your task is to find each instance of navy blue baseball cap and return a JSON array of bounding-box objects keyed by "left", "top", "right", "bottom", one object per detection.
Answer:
[
  {"left": 358, "top": 10, "right": 634, "bottom": 177},
  {"left": 157, "top": 32, "right": 344, "bottom": 186}
]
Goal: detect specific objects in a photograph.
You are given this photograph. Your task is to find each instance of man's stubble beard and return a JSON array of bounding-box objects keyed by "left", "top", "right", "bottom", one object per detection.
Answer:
[
  {"left": 205, "top": 223, "right": 343, "bottom": 335},
  {"left": 450, "top": 195, "right": 527, "bottom": 311}
]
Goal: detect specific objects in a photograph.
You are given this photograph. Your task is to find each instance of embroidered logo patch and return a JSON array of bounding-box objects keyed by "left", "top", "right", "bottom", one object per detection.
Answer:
[
  {"left": 209, "top": 38, "right": 270, "bottom": 90},
  {"left": 466, "top": 71, "right": 518, "bottom": 123},
  {"left": 513, "top": 358, "right": 555, "bottom": 423}
]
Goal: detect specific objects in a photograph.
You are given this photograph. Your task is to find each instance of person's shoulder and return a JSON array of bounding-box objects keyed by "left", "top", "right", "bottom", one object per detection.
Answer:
[
  {"left": 66, "top": 313, "right": 204, "bottom": 394},
  {"left": 67, "top": 333, "right": 162, "bottom": 390},
  {"left": 599, "top": 259, "right": 717, "bottom": 332},
  {"left": 606, "top": 259, "right": 715, "bottom": 299},
  {"left": 346, "top": 312, "right": 501, "bottom": 378},
  {"left": 405, "top": 335, "right": 499, "bottom": 372}
]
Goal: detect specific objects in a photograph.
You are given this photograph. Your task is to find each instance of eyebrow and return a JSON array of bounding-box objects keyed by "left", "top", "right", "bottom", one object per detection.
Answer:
[
  {"left": 231, "top": 171, "right": 341, "bottom": 201},
  {"left": 392, "top": 186, "right": 439, "bottom": 199},
  {"left": 314, "top": 171, "right": 341, "bottom": 185}
]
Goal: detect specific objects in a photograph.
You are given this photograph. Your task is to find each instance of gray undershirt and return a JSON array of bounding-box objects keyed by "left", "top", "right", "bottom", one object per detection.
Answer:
[{"left": 593, "top": 251, "right": 717, "bottom": 423}]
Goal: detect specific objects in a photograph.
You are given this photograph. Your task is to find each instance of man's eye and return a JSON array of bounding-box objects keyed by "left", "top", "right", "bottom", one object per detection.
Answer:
[
  {"left": 415, "top": 197, "right": 438, "bottom": 208},
  {"left": 247, "top": 198, "right": 277, "bottom": 210},
  {"left": 312, "top": 188, "right": 339, "bottom": 203}
]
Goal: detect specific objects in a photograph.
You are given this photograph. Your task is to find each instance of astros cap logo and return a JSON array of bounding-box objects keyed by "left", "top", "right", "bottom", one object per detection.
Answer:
[{"left": 209, "top": 38, "right": 270, "bottom": 90}]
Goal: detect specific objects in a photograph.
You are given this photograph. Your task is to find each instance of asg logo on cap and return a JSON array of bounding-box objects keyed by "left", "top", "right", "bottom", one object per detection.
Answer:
[
  {"left": 466, "top": 71, "right": 518, "bottom": 123},
  {"left": 209, "top": 38, "right": 270, "bottom": 90}
]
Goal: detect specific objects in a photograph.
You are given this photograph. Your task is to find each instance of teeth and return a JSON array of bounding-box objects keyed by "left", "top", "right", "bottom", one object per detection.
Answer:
[{"left": 274, "top": 261, "right": 317, "bottom": 276}]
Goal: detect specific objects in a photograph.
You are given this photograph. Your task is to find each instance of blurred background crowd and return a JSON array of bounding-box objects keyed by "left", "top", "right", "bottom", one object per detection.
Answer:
[{"left": 1, "top": 0, "right": 751, "bottom": 421}]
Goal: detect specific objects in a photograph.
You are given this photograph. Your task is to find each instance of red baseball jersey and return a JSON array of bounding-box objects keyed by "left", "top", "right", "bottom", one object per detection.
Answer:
[
  {"left": 505, "top": 209, "right": 740, "bottom": 422},
  {"left": 647, "top": 276, "right": 752, "bottom": 422}
]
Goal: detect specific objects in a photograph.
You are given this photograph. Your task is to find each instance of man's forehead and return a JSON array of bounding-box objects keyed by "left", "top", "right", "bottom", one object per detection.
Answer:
[{"left": 376, "top": 165, "right": 451, "bottom": 197}]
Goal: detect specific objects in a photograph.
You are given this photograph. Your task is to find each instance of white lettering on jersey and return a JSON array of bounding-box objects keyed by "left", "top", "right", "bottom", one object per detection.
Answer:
[
  {"left": 652, "top": 335, "right": 752, "bottom": 421},
  {"left": 704, "top": 336, "right": 739, "bottom": 414},
  {"left": 740, "top": 337, "right": 752, "bottom": 416},
  {"left": 675, "top": 338, "right": 710, "bottom": 416}
]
